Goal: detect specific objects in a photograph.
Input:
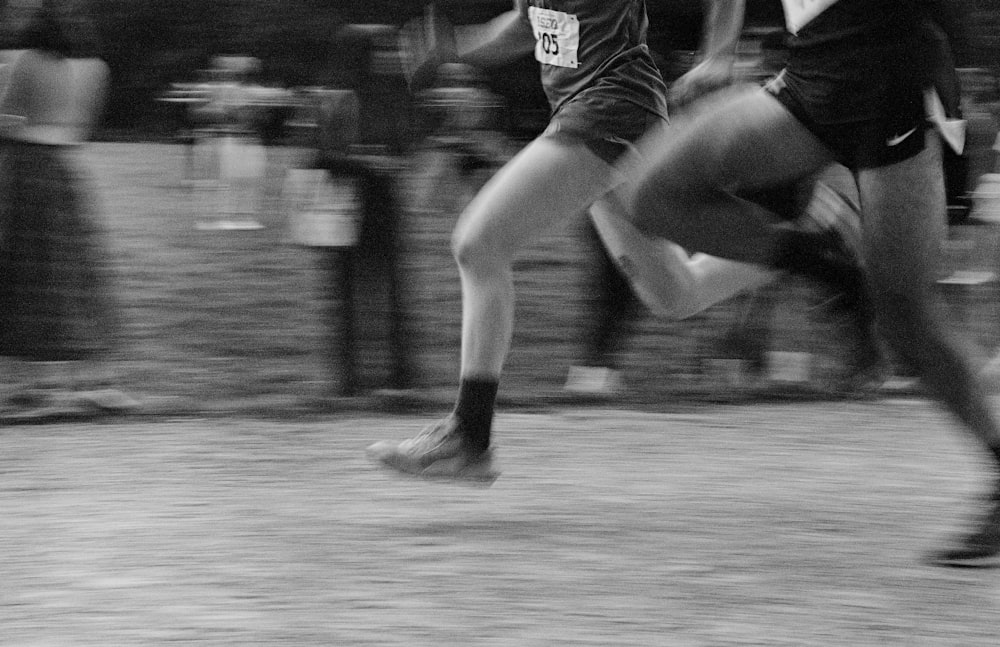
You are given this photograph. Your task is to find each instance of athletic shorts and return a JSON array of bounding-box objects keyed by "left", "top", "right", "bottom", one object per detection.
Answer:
[
  {"left": 765, "top": 69, "right": 928, "bottom": 170},
  {"left": 541, "top": 91, "right": 666, "bottom": 165}
]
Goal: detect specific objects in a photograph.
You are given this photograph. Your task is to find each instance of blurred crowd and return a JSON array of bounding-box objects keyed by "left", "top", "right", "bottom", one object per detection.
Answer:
[{"left": 3, "top": 1, "right": 1000, "bottom": 415}]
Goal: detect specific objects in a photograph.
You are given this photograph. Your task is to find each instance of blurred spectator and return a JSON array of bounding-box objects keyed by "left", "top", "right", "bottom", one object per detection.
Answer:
[
  {"left": 315, "top": 87, "right": 361, "bottom": 160},
  {"left": 337, "top": 24, "right": 415, "bottom": 156},
  {"left": 162, "top": 61, "right": 298, "bottom": 190},
  {"left": 158, "top": 69, "right": 223, "bottom": 183},
  {"left": 159, "top": 76, "right": 209, "bottom": 182},
  {"left": 196, "top": 55, "right": 267, "bottom": 230},
  {"left": 282, "top": 79, "right": 413, "bottom": 395},
  {"left": 410, "top": 62, "right": 511, "bottom": 215},
  {"left": 0, "top": 0, "right": 137, "bottom": 415}
]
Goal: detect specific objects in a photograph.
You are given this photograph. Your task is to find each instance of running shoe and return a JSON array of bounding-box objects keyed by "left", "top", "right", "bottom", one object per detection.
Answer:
[
  {"left": 797, "top": 180, "right": 864, "bottom": 263},
  {"left": 927, "top": 483, "right": 1000, "bottom": 567},
  {"left": 794, "top": 181, "right": 885, "bottom": 381},
  {"left": 820, "top": 290, "right": 886, "bottom": 392},
  {"left": 775, "top": 226, "right": 883, "bottom": 384},
  {"left": 366, "top": 415, "right": 499, "bottom": 484}
]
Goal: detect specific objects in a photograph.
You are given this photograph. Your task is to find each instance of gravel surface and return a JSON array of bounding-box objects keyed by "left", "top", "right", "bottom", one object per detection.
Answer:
[{"left": 4, "top": 400, "right": 1000, "bottom": 645}]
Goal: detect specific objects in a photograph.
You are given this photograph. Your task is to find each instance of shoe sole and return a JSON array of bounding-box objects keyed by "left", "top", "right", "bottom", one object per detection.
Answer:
[
  {"left": 367, "top": 450, "right": 500, "bottom": 487},
  {"left": 371, "top": 463, "right": 499, "bottom": 488},
  {"left": 418, "top": 468, "right": 499, "bottom": 487},
  {"left": 924, "top": 550, "right": 1000, "bottom": 568}
]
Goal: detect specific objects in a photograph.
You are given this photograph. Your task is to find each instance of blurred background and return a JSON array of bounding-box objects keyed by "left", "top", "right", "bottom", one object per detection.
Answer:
[
  {"left": 2, "top": 0, "right": 1000, "bottom": 417},
  {"left": 0, "top": 0, "right": 993, "bottom": 142}
]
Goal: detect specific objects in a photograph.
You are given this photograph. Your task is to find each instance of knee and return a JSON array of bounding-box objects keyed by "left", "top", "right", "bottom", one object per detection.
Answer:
[
  {"left": 451, "top": 227, "right": 475, "bottom": 269},
  {"left": 452, "top": 225, "right": 500, "bottom": 276}
]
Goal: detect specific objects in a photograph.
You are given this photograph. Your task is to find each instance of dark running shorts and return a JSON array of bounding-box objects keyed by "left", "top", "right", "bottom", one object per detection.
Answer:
[
  {"left": 541, "top": 92, "right": 666, "bottom": 165},
  {"left": 765, "top": 71, "right": 928, "bottom": 170}
]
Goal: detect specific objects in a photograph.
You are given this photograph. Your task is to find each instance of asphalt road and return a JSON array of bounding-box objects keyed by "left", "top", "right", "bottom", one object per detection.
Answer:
[{"left": 4, "top": 400, "right": 1000, "bottom": 645}]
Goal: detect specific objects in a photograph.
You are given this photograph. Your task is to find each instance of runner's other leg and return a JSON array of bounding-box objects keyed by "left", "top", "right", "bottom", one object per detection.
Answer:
[
  {"left": 628, "top": 89, "right": 877, "bottom": 371},
  {"left": 856, "top": 132, "right": 1000, "bottom": 565},
  {"left": 367, "top": 136, "right": 623, "bottom": 481}
]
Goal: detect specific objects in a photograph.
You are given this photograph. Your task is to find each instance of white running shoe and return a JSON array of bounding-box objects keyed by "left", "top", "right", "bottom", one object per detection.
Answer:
[{"left": 366, "top": 415, "right": 499, "bottom": 484}]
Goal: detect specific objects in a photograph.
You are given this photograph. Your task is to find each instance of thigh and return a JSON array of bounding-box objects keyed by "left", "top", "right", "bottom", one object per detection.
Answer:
[
  {"left": 858, "top": 131, "right": 947, "bottom": 295},
  {"left": 634, "top": 86, "right": 834, "bottom": 199},
  {"left": 453, "top": 134, "right": 621, "bottom": 258}
]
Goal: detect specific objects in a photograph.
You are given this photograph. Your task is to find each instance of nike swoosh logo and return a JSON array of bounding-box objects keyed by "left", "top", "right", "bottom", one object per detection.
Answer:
[{"left": 886, "top": 127, "right": 918, "bottom": 147}]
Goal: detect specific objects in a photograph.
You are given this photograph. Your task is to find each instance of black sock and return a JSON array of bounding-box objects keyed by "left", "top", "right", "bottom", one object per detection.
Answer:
[
  {"left": 770, "top": 229, "right": 869, "bottom": 313},
  {"left": 771, "top": 229, "right": 839, "bottom": 279},
  {"left": 454, "top": 377, "right": 499, "bottom": 453},
  {"left": 775, "top": 226, "right": 865, "bottom": 276}
]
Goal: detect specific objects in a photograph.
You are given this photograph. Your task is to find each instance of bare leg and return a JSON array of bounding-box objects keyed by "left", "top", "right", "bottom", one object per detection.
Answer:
[
  {"left": 629, "top": 87, "right": 833, "bottom": 263},
  {"left": 366, "top": 136, "right": 625, "bottom": 479},
  {"left": 684, "top": 253, "right": 776, "bottom": 318},
  {"left": 860, "top": 132, "right": 1000, "bottom": 450},
  {"left": 452, "top": 136, "right": 623, "bottom": 378},
  {"left": 589, "top": 193, "right": 775, "bottom": 320}
]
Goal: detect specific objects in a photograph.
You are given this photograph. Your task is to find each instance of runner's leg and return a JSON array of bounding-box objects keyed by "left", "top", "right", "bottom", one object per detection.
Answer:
[
  {"left": 860, "top": 132, "right": 1000, "bottom": 448},
  {"left": 452, "top": 136, "right": 623, "bottom": 377},
  {"left": 862, "top": 131, "right": 1000, "bottom": 564},
  {"left": 629, "top": 88, "right": 833, "bottom": 263},
  {"left": 629, "top": 88, "right": 878, "bottom": 371},
  {"left": 366, "top": 135, "right": 624, "bottom": 480}
]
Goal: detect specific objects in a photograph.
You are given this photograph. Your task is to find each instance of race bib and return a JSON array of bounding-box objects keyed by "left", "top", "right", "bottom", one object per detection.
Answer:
[
  {"left": 527, "top": 7, "right": 579, "bottom": 69},
  {"left": 781, "top": 0, "right": 839, "bottom": 35}
]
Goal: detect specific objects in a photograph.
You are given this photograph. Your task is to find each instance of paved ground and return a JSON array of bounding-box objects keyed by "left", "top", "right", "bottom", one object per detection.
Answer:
[{"left": 4, "top": 400, "right": 1000, "bottom": 646}]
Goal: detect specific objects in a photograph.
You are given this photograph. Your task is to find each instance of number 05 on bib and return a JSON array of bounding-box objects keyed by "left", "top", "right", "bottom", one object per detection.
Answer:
[{"left": 528, "top": 7, "right": 580, "bottom": 69}]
